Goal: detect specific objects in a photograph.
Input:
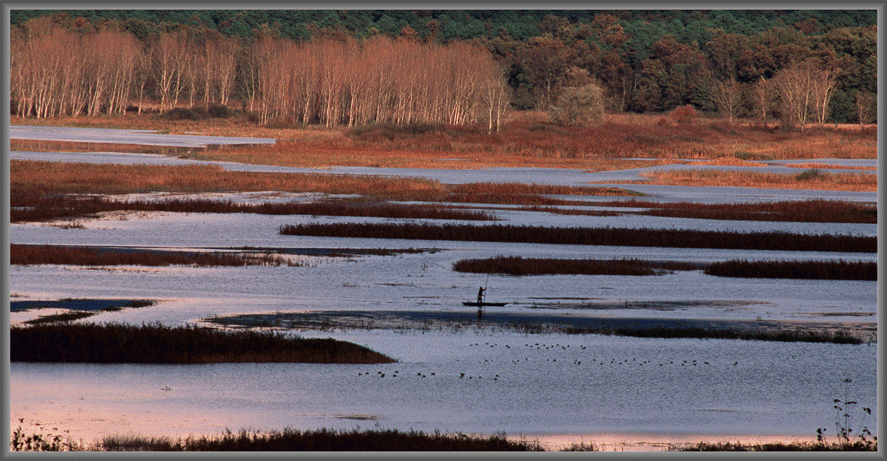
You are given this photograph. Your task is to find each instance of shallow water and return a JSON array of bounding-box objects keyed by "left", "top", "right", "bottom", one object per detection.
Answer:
[
  {"left": 10, "top": 332, "right": 877, "bottom": 445},
  {"left": 8, "top": 127, "right": 879, "bottom": 450}
]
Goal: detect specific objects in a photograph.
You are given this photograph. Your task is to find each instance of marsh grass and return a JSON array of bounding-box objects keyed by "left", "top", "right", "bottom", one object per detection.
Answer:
[
  {"left": 452, "top": 256, "right": 700, "bottom": 276},
  {"left": 24, "top": 311, "right": 96, "bottom": 325},
  {"left": 585, "top": 325, "right": 863, "bottom": 344},
  {"left": 634, "top": 168, "right": 876, "bottom": 191},
  {"left": 444, "top": 182, "right": 640, "bottom": 206},
  {"left": 11, "top": 160, "right": 448, "bottom": 201},
  {"left": 210, "top": 311, "right": 868, "bottom": 345},
  {"left": 785, "top": 162, "right": 877, "bottom": 171},
  {"left": 9, "top": 427, "right": 542, "bottom": 452},
  {"left": 675, "top": 440, "right": 877, "bottom": 451},
  {"left": 10, "top": 244, "right": 300, "bottom": 267},
  {"left": 279, "top": 222, "right": 876, "bottom": 253},
  {"left": 98, "top": 428, "right": 543, "bottom": 452},
  {"left": 15, "top": 112, "right": 875, "bottom": 170},
  {"left": 454, "top": 257, "right": 873, "bottom": 280},
  {"left": 10, "top": 323, "right": 395, "bottom": 364},
  {"left": 705, "top": 259, "right": 876, "bottom": 281},
  {"left": 10, "top": 194, "right": 496, "bottom": 223},
  {"left": 607, "top": 199, "right": 877, "bottom": 224},
  {"left": 558, "top": 199, "right": 878, "bottom": 224}
]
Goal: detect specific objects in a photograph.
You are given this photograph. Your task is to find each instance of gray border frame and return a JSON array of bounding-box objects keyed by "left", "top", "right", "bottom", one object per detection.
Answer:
[{"left": 1, "top": 2, "right": 884, "bottom": 460}]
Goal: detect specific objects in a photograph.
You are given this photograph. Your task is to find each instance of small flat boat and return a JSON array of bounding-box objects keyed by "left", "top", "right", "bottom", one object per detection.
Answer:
[{"left": 463, "top": 301, "right": 507, "bottom": 307}]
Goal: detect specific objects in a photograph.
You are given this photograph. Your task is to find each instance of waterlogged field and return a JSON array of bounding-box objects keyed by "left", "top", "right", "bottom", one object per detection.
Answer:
[{"left": 7, "top": 125, "right": 879, "bottom": 451}]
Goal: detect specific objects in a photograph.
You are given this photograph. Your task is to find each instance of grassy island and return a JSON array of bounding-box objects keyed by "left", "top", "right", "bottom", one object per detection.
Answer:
[{"left": 10, "top": 323, "right": 395, "bottom": 364}]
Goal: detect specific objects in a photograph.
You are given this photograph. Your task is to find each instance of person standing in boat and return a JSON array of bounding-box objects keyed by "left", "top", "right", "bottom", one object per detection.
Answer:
[{"left": 477, "top": 286, "right": 485, "bottom": 304}]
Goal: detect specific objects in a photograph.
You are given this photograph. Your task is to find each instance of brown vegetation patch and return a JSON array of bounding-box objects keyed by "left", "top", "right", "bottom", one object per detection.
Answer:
[
  {"left": 452, "top": 256, "right": 700, "bottom": 276},
  {"left": 10, "top": 195, "right": 495, "bottom": 223},
  {"left": 630, "top": 169, "right": 876, "bottom": 191},
  {"left": 598, "top": 199, "right": 877, "bottom": 224},
  {"left": 14, "top": 112, "right": 876, "bottom": 171},
  {"left": 705, "top": 259, "right": 876, "bottom": 281},
  {"left": 10, "top": 244, "right": 300, "bottom": 267},
  {"left": 11, "top": 160, "right": 448, "bottom": 200},
  {"left": 279, "top": 222, "right": 876, "bottom": 253},
  {"left": 9, "top": 138, "right": 193, "bottom": 155},
  {"left": 10, "top": 323, "right": 396, "bottom": 364},
  {"left": 688, "top": 158, "right": 769, "bottom": 167},
  {"left": 453, "top": 256, "right": 874, "bottom": 281},
  {"left": 782, "top": 162, "right": 877, "bottom": 170}
]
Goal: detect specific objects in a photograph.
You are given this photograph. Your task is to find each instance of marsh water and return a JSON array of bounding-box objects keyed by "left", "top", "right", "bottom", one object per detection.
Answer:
[{"left": 8, "top": 125, "right": 879, "bottom": 451}]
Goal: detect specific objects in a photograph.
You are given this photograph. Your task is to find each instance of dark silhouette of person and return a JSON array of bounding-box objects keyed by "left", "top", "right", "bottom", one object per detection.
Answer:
[{"left": 477, "top": 286, "right": 485, "bottom": 304}]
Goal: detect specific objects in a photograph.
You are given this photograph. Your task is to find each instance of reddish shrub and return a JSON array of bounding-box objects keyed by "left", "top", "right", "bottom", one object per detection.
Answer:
[{"left": 669, "top": 105, "right": 697, "bottom": 125}]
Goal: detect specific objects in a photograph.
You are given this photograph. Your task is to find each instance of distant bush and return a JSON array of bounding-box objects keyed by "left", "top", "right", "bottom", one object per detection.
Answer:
[
  {"left": 206, "top": 104, "right": 235, "bottom": 118},
  {"left": 161, "top": 107, "right": 207, "bottom": 121},
  {"left": 264, "top": 116, "right": 296, "bottom": 128},
  {"left": 796, "top": 168, "right": 824, "bottom": 180},
  {"left": 734, "top": 151, "right": 774, "bottom": 161},
  {"left": 348, "top": 122, "right": 441, "bottom": 140},
  {"left": 668, "top": 105, "right": 697, "bottom": 125},
  {"left": 549, "top": 83, "right": 606, "bottom": 126}
]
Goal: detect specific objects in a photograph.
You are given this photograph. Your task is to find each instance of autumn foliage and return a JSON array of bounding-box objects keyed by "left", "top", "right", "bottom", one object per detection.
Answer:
[{"left": 251, "top": 36, "right": 509, "bottom": 129}]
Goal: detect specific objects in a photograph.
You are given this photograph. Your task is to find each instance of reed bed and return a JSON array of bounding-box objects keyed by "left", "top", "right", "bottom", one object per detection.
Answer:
[
  {"left": 444, "top": 182, "right": 639, "bottom": 205},
  {"left": 601, "top": 199, "right": 877, "bottom": 224},
  {"left": 452, "top": 256, "right": 699, "bottom": 276},
  {"left": 10, "top": 195, "right": 495, "bottom": 223},
  {"left": 449, "top": 182, "right": 638, "bottom": 197},
  {"left": 782, "top": 162, "right": 878, "bottom": 171},
  {"left": 24, "top": 311, "right": 95, "bottom": 325},
  {"left": 453, "top": 256, "right": 874, "bottom": 280},
  {"left": 13, "top": 112, "right": 877, "bottom": 170},
  {"left": 705, "top": 259, "right": 876, "bottom": 281},
  {"left": 96, "top": 428, "right": 543, "bottom": 452},
  {"left": 10, "top": 323, "right": 396, "bottom": 364},
  {"left": 634, "top": 169, "right": 876, "bottom": 191},
  {"left": 211, "top": 311, "right": 869, "bottom": 345},
  {"left": 279, "top": 222, "right": 876, "bottom": 253},
  {"left": 675, "top": 440, "right": 876, "bottom": 451},
  {"left": 10, "top": 244, "right": 299, "bottom": 267},
  {"left": 552, "top": 324, "right": 864, "bottom": 344},
  {"left": 11, "top": 160, "right": 448, "bottom": 201}
]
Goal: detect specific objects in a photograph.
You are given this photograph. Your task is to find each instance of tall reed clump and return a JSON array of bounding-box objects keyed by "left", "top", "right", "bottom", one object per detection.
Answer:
[
  {"left": 10, "top": 323, "right": 396, "bottom": 364},
  {"left": 279, "top": 222, "right": 876, "bottom": 253}
]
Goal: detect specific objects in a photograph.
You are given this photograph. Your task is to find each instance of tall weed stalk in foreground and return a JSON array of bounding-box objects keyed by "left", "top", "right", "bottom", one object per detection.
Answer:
[{"left": 816, "top": 378, "right": 876, "bottom": 450}]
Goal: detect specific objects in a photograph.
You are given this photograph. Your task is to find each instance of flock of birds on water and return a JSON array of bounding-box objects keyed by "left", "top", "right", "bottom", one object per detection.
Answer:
[{"left": 355, "top": 340, "right": 741, "bottom": 381}]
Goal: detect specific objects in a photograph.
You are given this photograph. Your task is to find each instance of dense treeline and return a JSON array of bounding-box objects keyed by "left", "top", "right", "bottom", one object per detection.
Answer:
[{"left": 9, "top": 10, "right": 877, "bottom": 124}]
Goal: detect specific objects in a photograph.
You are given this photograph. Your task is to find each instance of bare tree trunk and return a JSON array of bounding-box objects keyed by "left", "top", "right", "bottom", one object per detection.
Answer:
[
  {"left": 810, "top": 66, "right": 839, "bottom": 125},
  {"left": 711, "top": 78, "right": 742, "bottom": 125}
]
